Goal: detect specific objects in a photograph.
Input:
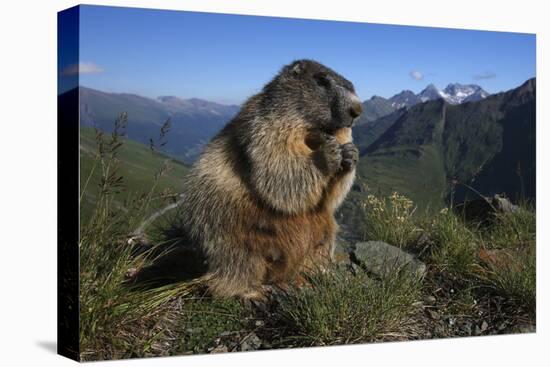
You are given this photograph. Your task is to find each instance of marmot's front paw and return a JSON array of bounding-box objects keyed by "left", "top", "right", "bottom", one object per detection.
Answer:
[
  {"left": 341, "top": 142, "right": 358, "bottom": 172},
  {"left": 321, "top": 134, "right": 343, "bottom": 174}
]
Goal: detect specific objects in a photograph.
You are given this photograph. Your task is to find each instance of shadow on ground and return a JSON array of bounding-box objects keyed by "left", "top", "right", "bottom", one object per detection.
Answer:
[{"left": 127, "top": 219, "right": 209, "bottom": 289}]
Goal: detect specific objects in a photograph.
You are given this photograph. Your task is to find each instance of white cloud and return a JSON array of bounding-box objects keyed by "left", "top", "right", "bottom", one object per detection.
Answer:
[
  {"left": 61, "top": 62, "right": 104, "bottom": 76},
  {"left": 473, "top": 71, "right": 497, "bottom": 80},
  {"left": 409, "top": 70, "right": 424, "bottom": 81}
]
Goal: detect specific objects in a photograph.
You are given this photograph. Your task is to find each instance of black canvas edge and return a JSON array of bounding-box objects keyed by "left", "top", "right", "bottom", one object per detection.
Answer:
[{"left": 58, "top": 5, "right": 81, "bottom": 362}]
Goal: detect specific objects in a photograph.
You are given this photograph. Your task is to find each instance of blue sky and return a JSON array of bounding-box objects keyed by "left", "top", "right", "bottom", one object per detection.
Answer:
[{"left": 64, "top": 5, "right": 536, "bottom": 104}]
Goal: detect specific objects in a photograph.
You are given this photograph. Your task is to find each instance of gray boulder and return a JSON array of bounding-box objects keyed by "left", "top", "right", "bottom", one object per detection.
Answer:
[
  {"left": 351, "top": 241, "right": 426, "bottom": 278},
  {"left": 454, "top": 194, "right": 520, "bottom": 223},
  {"left": 240, "top": 332, "right": 262, "bottom": 352},
  {"left": 492, "top": 194, "right": 519, "bottom": 214}
]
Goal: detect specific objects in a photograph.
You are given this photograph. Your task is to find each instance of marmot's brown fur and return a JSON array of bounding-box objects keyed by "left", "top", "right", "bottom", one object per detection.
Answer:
[{"left": 179, "top": 60, "right": 362, "bottom": 300}]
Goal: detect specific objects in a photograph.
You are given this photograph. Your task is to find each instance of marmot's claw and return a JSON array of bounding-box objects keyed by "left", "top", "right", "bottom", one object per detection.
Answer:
[
  {"left": 340, "top": 142, "right": 358, "bottom": 171},
  {"left": 322, "top": 135, "right": 343, "bottom": 174}
]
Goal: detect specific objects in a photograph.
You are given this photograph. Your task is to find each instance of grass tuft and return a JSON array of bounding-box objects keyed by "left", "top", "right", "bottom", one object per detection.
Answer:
[
  {"left": 360, "top": 192, "right": 420, "bottom": 247},
  {"left": 79, "top": 114, "right": 206, "bottom": 360},
  {"left": 476, "top": 203, "right": 536, "bottom": 315},
  {"left": 276, "top": 266, "right": 422, "bottom": 346},
  {"left": 425, "top": 208, "right": 478, "bottom": 276},
  {"left": 483, "top": 248, "right": 535, "bottom": 315},
  {"left": 176, "top": 296, "right": 251, "bottom": 354}
]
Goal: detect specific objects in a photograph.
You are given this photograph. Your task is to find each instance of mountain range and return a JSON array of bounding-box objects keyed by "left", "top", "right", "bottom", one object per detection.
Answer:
[
  {"left": 74, "top": 78, "right": 535, "bottom": 210},
  {"left": 79, "top": 87, "right": 240, "bottom": 162},
  {"left": 350, "top": 78, "right": 535, "bottom": 210},
  {"left": 358, "top": 83, "right": 490, "bottom": 126}
]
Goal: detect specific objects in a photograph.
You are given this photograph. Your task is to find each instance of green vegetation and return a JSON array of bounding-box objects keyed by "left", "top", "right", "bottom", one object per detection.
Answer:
[
  {"left": 175, "top": 296, "right": 252, "bottom": 354},
  {"left": 424, "top": 209, "right": 478, "bottom": 276},
  {"left": 477, "top": 207, "right": 536, "bottom": 314},
  {"left": 353, "top": 192, "right": 535, "bottom": 317},
  {"left": 276, "top": 267, "right": 422, "bottom": 346},
  {"left": 78, "top": 113, "right": 535, "bottom": 361},
  {"left": 358, "top": 145, "right": 448, "bottom": 211},
  {"left": 355, "top": 99, "right": 451, "bottom": 210},
  {"left": 483, "top": 202, "right": 536, "bottom": 249},
  {"left": 360, "top": 192, "right": 420, "bottom": 248},
  {"left": 79, "top": 116, "right": 197, "bottom": 360},
  {"left": 80, "top": 125, "right": 189, "bottom": 221},
  {"left": 354, "top": 108, "right": 403, "bottom": 152}
]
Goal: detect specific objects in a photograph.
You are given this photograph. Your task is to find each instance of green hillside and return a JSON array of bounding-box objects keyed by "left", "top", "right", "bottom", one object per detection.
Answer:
[
  {"left": 80, "top": 127, "right": 190, "bottom": 222},
  {"left": 358, "top": 144, "right": 448, "bottom": 209},
  {"left": 450, "top": 79, "right": 536, "bottom": 202},
  {"left": 356, "top": 99, "right": 449, "bottom": 209},
  {"left": 353, "top": 108, "right": 404, "bottom": 153},
  {"left": 348, "top": 78, "right": 535, "bottom": 216}
]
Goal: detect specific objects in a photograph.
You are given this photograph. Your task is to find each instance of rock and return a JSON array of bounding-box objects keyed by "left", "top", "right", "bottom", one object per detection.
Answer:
[
  {"left": 492, "top": 194, "right": 519, "bottom": 214},
  {"left": 240, "top": 332, "right": 261, "bottom": 352},
  {"left": 454, "top": 194, "right": 519, "bottom": 223},
  {"left": 508, "top": 323, "right": 536, "bottom": 334},
  {"left": 425, "top": 295, "right": 436, "bottom": 304},
  {"left": 227, "top": 341, "right": 239, "bottom": 352},
  {"left": 350, "top": 262, "right": 361, "bottom": 276},
  {"left": 412, "top": 301, "right": 424, "bottom": 308},
  {"left": 210, "top": 344, "right": 228, "bottom": 354},
  {"left": 474, "top": 324, "right": 482, "bottom": 335},
  {"left": 461, "top": 321, "right": 473, "bottom": 335},
  {"left": 351, "top": 241, "right": 426, "bottom": 278},
  {"left": 426, "top": 309, "right": 440, "bottom": 320},
  {"left": 481, "top": 320, "right": 489, "bottom": 332},
  {"left": 434, "top": 323, "right": 447, "bottom": 337}
]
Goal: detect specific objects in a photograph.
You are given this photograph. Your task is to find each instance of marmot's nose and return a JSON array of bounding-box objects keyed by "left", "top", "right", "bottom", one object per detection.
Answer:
[{"left": 349, "top": 101, "right": 363, "bottom": 118}]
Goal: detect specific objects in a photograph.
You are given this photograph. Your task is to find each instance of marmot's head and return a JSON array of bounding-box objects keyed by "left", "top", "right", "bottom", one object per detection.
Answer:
[{"left": 262, "top": 59, "right": 362, "bottom": 133}]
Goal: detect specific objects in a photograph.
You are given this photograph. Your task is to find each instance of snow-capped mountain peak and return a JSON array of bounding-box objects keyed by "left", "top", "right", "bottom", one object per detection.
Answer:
[
  {"left": 388, "top": 90, "right": 419, "bottom": 109},
  {"left": 418, "top": 84, "right": 444, "bottom": 102},
  {"left": 441, "top": 83, "right": 489, "bottom": 104},
  {"left": 413, "top": 83, "right": 490, "bottom": 105},
  {"left": 362, "top": 82, "right": 491, "bottom": 125}
]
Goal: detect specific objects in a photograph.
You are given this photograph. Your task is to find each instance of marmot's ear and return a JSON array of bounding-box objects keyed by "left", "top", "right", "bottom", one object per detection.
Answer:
[{"left": 290, "top": 61, "right": 304, "bottom": 75}]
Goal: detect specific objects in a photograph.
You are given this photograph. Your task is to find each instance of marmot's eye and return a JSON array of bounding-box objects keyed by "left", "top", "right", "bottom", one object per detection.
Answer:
[{"left": 313, "top": 72, "right": 330, "bottom": 88}]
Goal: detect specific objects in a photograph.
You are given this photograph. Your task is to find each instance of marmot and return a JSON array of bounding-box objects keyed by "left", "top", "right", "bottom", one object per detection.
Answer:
[{"left": 179, "top": 59, "right": 362, "bottom": 300}]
